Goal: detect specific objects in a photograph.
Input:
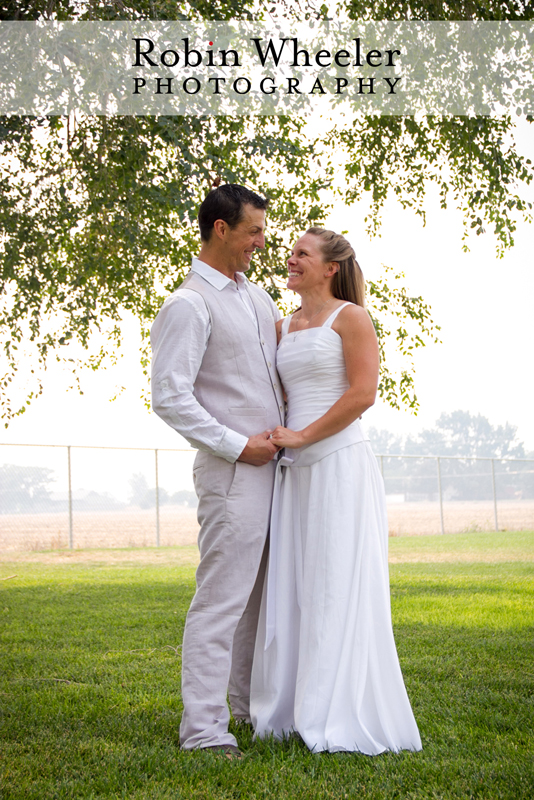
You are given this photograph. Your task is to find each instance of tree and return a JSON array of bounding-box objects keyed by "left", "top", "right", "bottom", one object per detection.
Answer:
[
  {"left": 1, "top": 0, "right": 532, "bottom": 423},
  {"left": 170, "top": 490, "right": 198, "bottom": 507},
  {"left": 0, "top": 463, "right": 55, "bottom": 513},
  {"left": 128, "top": 471, "right": 168, "bottom": 508},
  {"left": 370, "top": 410, "right": 533, "bottom": 500},
  {"left": 404, "top": 411, "right": 530, "bottom": 500},
  {"left": 404, "top": 410, "right": 525, "bottom": 460},
  {"left": 366, "top": 426, "right": 403, "bottom": 455}
]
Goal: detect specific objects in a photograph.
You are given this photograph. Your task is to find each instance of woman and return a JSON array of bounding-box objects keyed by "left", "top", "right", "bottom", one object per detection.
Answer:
[{"left": 250, "top": 228, "right": 422, "bottom": 755}]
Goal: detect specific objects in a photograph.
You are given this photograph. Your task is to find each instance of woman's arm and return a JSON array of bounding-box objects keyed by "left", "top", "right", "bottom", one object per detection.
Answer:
[{"left": 269, "top": 305, "right": 379, "bottom": 449}]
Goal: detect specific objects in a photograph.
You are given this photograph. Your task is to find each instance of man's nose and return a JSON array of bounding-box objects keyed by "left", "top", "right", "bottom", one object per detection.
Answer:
[{"left": 255, "top": 232, "right": 265, "bottom": 249}]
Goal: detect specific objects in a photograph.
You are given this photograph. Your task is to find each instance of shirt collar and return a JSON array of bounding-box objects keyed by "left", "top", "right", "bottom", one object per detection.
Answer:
[{"left": 191, "top": 257, "right": 250, "bottom": 292}]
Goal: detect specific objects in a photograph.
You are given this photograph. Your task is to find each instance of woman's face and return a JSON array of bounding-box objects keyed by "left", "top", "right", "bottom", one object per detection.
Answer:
[{"left": 286, "top": 233, "right": 330, "bottom": 294}]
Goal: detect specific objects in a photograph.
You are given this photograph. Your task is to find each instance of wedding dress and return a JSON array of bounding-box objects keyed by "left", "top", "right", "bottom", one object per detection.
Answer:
[{"left": 250, "top": 304, "right": 422, "bottom": 754}]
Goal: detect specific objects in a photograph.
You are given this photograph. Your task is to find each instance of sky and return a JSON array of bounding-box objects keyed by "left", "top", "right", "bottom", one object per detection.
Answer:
[{"left": 2, "top": 119, "right": 533, "bottom": 494}]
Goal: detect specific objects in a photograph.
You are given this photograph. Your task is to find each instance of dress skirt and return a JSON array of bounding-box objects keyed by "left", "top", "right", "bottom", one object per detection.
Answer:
[{"left": 250, "top": 440, "right": 422, "bottom": 755}]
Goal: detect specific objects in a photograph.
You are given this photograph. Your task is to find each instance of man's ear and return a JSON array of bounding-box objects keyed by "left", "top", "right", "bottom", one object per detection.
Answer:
[{"left": 213, "top": 219, "right": 227, "bottom": 241}]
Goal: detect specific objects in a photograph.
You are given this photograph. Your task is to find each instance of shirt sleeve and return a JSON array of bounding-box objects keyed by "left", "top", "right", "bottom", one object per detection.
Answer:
[{"left": 150, "top": 292, "right": 249, "bottom": 463}]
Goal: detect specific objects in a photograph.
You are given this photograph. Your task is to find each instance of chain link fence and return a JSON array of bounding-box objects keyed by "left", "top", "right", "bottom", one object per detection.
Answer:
[
  {"left": 378, "top": 453, "right": 534, "bottom": 536},
  {"left": 1, "top": 444, "right": 533, "bottom": 550}
]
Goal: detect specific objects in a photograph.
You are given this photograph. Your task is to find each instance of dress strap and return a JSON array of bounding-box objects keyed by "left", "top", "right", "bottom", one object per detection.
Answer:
[
  {"left": 281, "top": 316, "right": 292, "bottom": 337},
  {"left": 323, "top": 302, "right": 352, "bottom": 328}
]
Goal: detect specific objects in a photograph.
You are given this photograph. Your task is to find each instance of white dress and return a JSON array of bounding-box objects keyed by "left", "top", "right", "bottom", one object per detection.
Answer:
[{"left": 250, "top": 304, "right": 422, "bottom": 755}]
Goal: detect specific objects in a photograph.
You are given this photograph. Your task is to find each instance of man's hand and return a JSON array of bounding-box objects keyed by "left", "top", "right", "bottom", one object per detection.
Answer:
[{"left": 237, "top": 431, "right": 279, "bottom": 466}]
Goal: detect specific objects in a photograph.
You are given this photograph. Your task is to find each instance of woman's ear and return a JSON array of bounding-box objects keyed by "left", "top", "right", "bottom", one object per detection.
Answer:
[{"left": 325, "top": 261, "right": 340, "bottom": 277}]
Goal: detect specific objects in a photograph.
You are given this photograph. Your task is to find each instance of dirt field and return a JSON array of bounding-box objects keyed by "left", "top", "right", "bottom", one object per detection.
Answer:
[
  {"left": 0, "top": 506, "right": 199, "bottom": 551},
  {"left": 386, "top": 500, "right": 534, "bottom": 536},
  {"left": 1, "top": 501, "right": 533, "bottom": 552}
]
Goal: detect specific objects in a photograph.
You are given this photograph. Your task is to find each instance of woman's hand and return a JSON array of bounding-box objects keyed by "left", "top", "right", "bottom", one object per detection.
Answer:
[{"left": 269, "top": 426, "right": 306, "bottom": 449}]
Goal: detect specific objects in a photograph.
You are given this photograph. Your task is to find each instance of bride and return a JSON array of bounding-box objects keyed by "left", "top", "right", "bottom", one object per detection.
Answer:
[{"left": 250, "top": 227, "right": 422, "bottom": 755}]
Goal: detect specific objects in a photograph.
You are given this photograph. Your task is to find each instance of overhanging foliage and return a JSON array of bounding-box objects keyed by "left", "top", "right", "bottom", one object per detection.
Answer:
[{"left": 0, "top": 0, "right": 532, "bottom": 424}]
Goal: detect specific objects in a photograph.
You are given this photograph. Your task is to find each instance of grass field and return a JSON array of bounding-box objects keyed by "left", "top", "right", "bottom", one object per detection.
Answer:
[{"left": 1, "top": 531, "right": 533, "bottom": 799}]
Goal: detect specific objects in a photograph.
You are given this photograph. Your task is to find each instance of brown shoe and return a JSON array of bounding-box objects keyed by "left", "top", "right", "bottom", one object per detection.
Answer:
[{"left": 202, "top": 744, "right": 243, "bottom": 760}]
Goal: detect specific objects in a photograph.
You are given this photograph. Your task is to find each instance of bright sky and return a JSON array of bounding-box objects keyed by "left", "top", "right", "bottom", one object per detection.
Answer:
[{"left": 2, "top": 120, "right": 533, "bottom": 462}]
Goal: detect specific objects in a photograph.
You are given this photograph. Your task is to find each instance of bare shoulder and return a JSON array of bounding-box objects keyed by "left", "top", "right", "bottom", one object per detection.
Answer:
[
  {"left": 332, "top": 303, "right": 375, "bottom": 337},
  {"left": 275, "top": 317, "right": 285, "bottom": 343}
]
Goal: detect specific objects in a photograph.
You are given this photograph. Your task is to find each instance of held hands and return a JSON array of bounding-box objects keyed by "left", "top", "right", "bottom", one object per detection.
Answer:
[
  {"left": 269, "top": 426, "right": 306, "bottom": 449},
  {"left": 238, "top": 430, "right": 280, "bottom": 466}
]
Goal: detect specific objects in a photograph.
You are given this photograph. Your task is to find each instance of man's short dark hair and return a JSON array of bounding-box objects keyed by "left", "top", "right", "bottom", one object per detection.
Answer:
[{"left": 198, "top": 184, "right": 269, "bottom": 241}]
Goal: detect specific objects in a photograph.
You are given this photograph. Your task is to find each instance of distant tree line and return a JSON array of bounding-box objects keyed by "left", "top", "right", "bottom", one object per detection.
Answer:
[
  {"left": 128, "top": 473, "right": 197, "bottom": 509},
  {"left": 2, "top": 411, "right": 532, "bottom": 512},
  {"left": 0, "top": 464, "right": 55, "bottom": 514},
  {"left": 368, "top": 411, "right": 534, "bottom": 501},
  {"left": 0, "top": 464, "right": 125, "bottom": 514},
  {"left": 0, "top": 465, "right": 197, "bottom": 514}
]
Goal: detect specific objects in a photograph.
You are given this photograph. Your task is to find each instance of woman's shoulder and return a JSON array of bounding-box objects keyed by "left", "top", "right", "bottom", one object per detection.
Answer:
[
  {"left": 331, "top": 302, "right": 375, "bottom": 336},
  {"left": 335, "top": 301, "right": 370, "bottom": 318}
]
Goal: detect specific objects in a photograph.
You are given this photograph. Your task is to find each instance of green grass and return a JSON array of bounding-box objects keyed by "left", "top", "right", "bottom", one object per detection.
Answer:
[{"left": 1, "top": 532, "right": 533, "bottom": 799}]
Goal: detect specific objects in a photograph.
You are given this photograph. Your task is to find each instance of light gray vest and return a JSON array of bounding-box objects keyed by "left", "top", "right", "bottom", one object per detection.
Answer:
[{"left": 180, "top": 271, "right": 284, "bottom": 437}]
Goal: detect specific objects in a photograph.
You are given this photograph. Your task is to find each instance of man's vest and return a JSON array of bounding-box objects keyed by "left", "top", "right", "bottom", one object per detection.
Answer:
[{"left": 179, "top": 271, "right": 284, "bottom": 437}]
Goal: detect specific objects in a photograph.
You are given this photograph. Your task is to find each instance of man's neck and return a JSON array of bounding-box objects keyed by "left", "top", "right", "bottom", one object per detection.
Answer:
[{"left": 197, "top": 245, "right": 239, "bottom": 281}]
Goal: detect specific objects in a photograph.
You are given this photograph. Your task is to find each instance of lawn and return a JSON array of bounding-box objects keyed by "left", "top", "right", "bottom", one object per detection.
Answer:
[{"left": 1, "top": 531, "right": 533, "bottom": 799}]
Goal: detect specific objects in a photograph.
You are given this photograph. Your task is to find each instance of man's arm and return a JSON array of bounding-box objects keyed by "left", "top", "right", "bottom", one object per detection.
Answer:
[{"left": 151, "top": 292, "right": 277, "bottom": 465}]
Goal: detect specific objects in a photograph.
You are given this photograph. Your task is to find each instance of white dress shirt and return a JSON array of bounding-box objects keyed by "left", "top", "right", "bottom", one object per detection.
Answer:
[{"left": 151, "top": 258, "right": 262, "bottom": 462}]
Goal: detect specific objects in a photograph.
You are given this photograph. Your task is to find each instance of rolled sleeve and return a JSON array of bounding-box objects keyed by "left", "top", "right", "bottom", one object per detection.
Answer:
[{"left": 150, "top": 292, "right": 248, "bottom": 463}]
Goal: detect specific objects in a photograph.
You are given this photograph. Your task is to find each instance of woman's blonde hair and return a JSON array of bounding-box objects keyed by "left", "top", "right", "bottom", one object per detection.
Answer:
[{"left": 306, "top": 227, "right": 365, "bottom": 307}]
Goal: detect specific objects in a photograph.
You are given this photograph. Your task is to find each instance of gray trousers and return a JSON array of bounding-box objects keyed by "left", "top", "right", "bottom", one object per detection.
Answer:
[{"left": 179, "top": 450, "right": 276, "bottom": 749}]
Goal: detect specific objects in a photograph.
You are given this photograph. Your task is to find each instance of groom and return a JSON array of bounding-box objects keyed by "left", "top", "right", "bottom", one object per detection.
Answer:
[{"left": 151, "top": 184, "right": 283, "bottom": 755}]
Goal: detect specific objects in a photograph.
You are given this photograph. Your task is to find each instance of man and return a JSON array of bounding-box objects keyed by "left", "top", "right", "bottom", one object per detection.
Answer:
[{"left": 151, "top": 184, "right": 283, "bottom": 757}]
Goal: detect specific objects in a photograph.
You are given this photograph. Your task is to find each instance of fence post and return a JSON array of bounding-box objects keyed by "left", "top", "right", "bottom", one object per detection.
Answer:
[
  {"left": 491, "top": 458, "right": 499, "bottom": 531},
  {"left": 67, "top": 446, "right": 73, "bottom": 549},
  {"left": 379, "top": 455, "right": 384, "bottom": 479},
  {"left": 437, "top": 456, "right": 445, "bottom": 535},
  {"left": 155, "top": 449, "right": 160, "bottom": 547}
]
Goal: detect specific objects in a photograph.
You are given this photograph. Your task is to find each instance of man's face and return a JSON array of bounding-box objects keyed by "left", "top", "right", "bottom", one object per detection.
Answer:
[{"left": 220, "top": 204, "right": 266, "bottom": 273}]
